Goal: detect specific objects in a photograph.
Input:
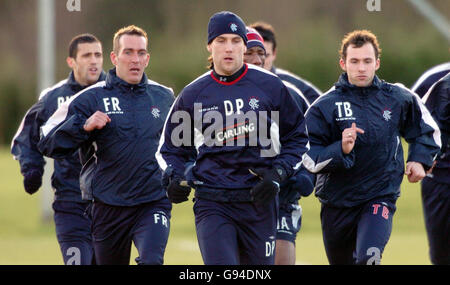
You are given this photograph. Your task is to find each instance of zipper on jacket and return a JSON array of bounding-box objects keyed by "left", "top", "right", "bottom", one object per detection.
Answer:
[
  {"left": 359, "top": 89, "right": 369, "bottom": 142},
  {"left": 129, "top": 88, "right": 138, "bottom": 138}
]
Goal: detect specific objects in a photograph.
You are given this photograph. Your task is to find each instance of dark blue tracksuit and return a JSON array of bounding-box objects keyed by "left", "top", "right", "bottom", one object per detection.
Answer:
[
  {"left": 38, "top": 68, "right": 174, "bottom": 265},
  {"left": 272, "top": 66, "right": 322, "bottom": 105},
  {"left": 304, "top": 73, "right": 441, "bottom": 264},
  {"left": 157, "top": 64, "right": 309, "bottom": 264},
  {"left": 420, "top": 72, "right": 450, "bottom": 265},
  {"left": 411, "top": 62, "right": 450, "bottom": 98},
  {"left": 11, "top": 71, "right": 105, "bottom": 265}
]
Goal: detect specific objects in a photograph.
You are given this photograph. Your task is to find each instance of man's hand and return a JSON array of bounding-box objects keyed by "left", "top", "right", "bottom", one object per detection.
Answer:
[
  {"left": 83, "top": 111, "right": 111, "bottom": 132},
  {"left": 342, "top": 122, "right": 365, "bottom": 154},
  {"left": 23, "top": 169, "right": 43, "bottom": 195},
  {"left": 281, "top": 170, "right": 315, "bottom": 198},
  {"left": 405, "top": 161, "right": 426, "bottom": 183},
  {"left": 249, "top": 168, "right": 282, "bottom": 205},
  {"left": 167, "top": 178, "right": 192, "bottom": 204}
]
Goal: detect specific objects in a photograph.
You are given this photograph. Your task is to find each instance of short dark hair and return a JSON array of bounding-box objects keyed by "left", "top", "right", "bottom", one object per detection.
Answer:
[
  {"left": 339, "top": 30, "right": 381, "bottom": 61},
  {"left": 68, "top": 33, "right": 101, "bottom": 58},
  {"left": 250, "top": 21, "right": 277, "bottom": 51},
  {"left": 113, "top": 25, "right": 148, "bottom": 54}
]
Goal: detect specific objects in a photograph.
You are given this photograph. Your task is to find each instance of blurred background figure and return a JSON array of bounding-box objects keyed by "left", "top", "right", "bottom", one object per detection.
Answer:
[
  {"left": 250, "top": 21, "right": 322, "bottom": 105},
  {"left": 243, "top": 26, "right": 314, "bottom": 265},
  {"left": 411, "top": 61, "right": 450, "bottom": 98},
  {"left": 244, "top": 27, "right": 266, "bottom": 68},
  {"left": 418, "top": 69, "right": 449, "bottom": 265},
  {"left": 11, "top": 33, "right": 105, "bottom": 265}
]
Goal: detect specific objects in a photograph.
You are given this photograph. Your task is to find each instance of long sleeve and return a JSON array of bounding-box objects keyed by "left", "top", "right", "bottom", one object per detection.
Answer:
[
  {"left": 156, "top": 93, "right": 197, "bottom": 180},
  {"left": 37, "top": 94, "right": 93, "bottom": 160},
  {"left": 302, "top": 104, "right": 355, "bottom": 174},
  {"left": 400, "top": 89, "right": 441, "bottom": 170},
  {"left": 422, "top": 74, "right": 449, "bottom": 155},
  {"left": 271, "top": 84, "right": 309, "bottom": 179},
  {"left": 11, "top": 98, "right": 48, "bottom": 175}
]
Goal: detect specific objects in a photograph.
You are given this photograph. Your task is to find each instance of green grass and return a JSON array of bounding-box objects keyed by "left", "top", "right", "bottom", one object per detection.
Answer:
[{"left": 0, "top": 145, "right": 432, "bottom": 265}]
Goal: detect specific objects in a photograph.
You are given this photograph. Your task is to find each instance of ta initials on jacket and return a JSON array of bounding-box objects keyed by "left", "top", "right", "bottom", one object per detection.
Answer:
[
  {"left": 103, "top": 97, "right": 123, "bottom": 114},
  {"left": 277, "top": 217, "right": 291, "bottom": 231},
  {"left": 335, "top": 101, "right": 355, "bottom": 121}
]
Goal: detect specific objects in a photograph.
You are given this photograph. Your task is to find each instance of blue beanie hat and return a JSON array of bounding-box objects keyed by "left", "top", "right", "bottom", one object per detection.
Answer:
[{"left": 207, "top": 11, "right": 247, "bottom": 45}]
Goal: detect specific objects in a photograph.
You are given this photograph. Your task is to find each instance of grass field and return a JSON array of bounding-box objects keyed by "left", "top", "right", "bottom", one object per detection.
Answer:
[{"left": 0, "top": 145, "right": 432, "bottom": 265}]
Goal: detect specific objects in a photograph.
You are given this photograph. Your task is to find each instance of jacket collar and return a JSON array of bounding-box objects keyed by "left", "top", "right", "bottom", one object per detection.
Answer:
[
  {"left": 105, "top": 68, "right": 148, "bottom": 93},
  {"left": 211, "top": 64, "right": 247, "bottom": 85},
  {"left": 336, "top": 72, "right": 383, "bottom": 91},
  {"left": 67, "top": 70, "right": 106, "bottom": 92}
]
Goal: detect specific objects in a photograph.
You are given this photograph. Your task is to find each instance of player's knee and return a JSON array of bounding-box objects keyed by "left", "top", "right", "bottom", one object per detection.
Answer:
[{"left": 356, "top": 246, "right": 381, "bottom": 265}]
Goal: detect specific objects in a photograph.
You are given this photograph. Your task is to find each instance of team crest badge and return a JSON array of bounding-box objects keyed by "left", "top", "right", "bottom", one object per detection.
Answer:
[
  {"left": 249, "top": 97, "right": 259, "bottom": 110},
  {"left": 151, "top": 106, "right": 161, "bottom": 118},
  {"left": 382, "top": 108, "right": 392, "bottom": 121}
]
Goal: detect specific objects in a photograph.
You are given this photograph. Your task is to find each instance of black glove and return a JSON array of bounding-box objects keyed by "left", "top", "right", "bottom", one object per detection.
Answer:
[
  {"left": 167, "top": 177, "right": 192, "bottom": 204},
  {"left": 281, "top": 168, "right": 314, "bottom": 198},
  {"left": 23, "top": 169, "right": 43, "bottom": 195},
  {"left": 249, "top": 167, "right": 284, "bottom": 205}
]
